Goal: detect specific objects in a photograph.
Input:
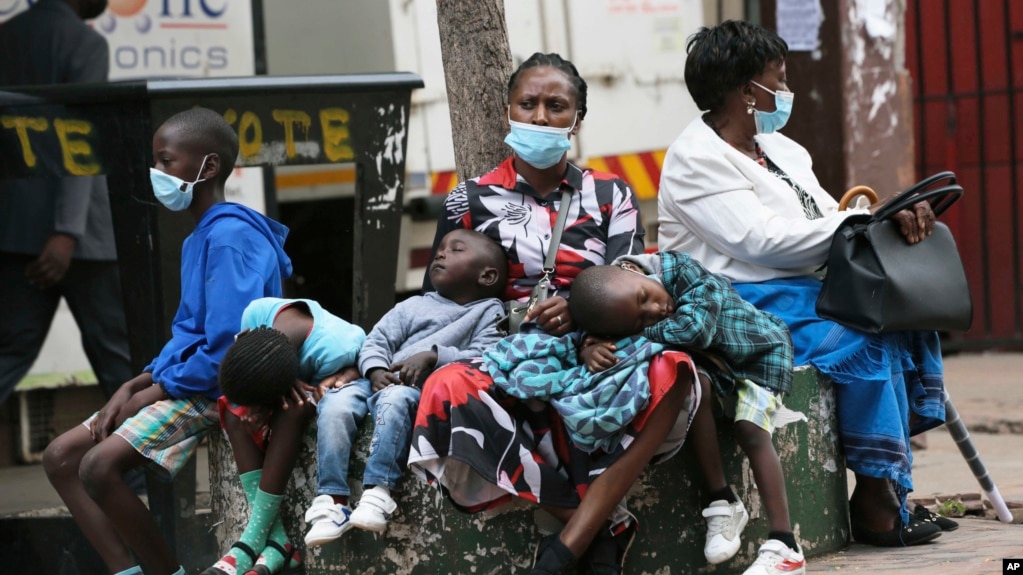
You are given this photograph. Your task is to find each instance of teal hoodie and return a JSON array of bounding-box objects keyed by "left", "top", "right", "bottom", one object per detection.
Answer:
[{"left": 146, "top": 203, "right": 292, "bottom": 399}]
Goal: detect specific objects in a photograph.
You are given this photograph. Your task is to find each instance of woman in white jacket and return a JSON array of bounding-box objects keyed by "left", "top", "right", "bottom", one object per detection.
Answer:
[{"left": 658, "top": 20, "right": 957, "bottom": 550}]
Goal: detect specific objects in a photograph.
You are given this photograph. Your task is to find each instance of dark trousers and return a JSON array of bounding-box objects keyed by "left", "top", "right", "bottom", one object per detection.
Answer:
[{"left": 0, "top": 252, "right": 132, "bottom": 404}]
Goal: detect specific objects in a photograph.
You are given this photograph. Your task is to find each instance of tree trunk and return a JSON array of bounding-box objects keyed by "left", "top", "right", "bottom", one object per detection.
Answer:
[{"left": 436, "top": 0, "right": 514, "bottom": 181}]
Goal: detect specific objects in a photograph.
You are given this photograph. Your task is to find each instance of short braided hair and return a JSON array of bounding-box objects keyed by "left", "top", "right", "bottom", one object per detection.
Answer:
[
  {"left": 508, "top": 52, "right": 588, "bottom": 118},
  {"left": 219, "top": 326, "right": 298, "bottom": 407}
]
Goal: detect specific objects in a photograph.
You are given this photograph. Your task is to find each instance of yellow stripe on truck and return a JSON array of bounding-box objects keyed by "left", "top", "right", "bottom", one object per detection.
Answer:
[{"left": 275, "top": 168, "right": 355, "bottom": 189}]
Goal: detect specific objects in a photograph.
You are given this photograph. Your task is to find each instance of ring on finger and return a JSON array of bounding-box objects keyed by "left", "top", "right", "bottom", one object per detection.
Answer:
[{"left": 556, "top": 315, "right": 563, "bottom": 326}]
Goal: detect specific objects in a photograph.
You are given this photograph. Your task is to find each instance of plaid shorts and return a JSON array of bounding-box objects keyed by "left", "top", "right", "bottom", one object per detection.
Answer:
[
  {"left": 719, "top": 377, "right": 783, "bottom": 434},
  {"left": 85, "top": 395, "right": 219, "bottom": 479}
]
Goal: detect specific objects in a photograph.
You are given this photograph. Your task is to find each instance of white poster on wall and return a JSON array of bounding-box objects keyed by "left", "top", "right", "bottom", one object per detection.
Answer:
[{"left": 777, "top": 0, "right": 824, "bottom": 52}]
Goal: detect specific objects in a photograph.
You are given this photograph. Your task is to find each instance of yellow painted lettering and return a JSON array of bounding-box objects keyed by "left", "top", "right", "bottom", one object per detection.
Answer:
[
  {"left": 319, "top": 108, "right": 353, "bottom": 162},
  {"left": 54, "top": 118, "right": 100, "bottom": 175},
  {"left": 1, "top": 115, "right": 49, "bottom": 168},
  {"left": 271, "top": 109, "right": 311, "bottom": 159},
  {"left": 238, "top": 111, "right": 262, "bottom": 159},
  {"left": 222, "top": 108, "right": 237, "bottom": 126}
]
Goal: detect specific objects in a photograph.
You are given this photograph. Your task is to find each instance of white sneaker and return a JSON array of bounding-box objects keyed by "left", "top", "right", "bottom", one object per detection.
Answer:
[
  {"left": 743, "top": 539, "right": 806, "bottom": 575},
  {"left": 702, "top": 499, "right": 749, "bottom": 564},
  {"left": 350, "top": 486, "right": 398, "bottom": 532},
  {"left": 303, "top": 494, "right": 353, "bottom": 547}
]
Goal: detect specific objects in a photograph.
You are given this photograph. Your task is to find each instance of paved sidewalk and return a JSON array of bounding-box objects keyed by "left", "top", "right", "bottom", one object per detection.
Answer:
[
  {"left": 808, "top": 518, "right": 1022, "bottom": 574},
  {"left": 811, "top": 351, "right": 1023, "bottom": 574}
]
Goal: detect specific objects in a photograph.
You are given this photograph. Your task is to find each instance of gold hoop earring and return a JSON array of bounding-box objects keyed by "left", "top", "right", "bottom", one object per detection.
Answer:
[{"left": 746, "top": 99, "right": 756, "bottom": 115}]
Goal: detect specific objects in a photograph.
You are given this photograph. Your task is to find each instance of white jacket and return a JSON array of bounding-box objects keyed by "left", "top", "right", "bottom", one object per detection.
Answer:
[{"left": 657, "top": 117, "right": 868, "bottom": 283}]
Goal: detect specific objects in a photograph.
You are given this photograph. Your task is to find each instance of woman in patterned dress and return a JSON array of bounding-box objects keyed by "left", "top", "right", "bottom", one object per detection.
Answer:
[{"left": 410, "top": 53, "right": 698, "bottom": 574}]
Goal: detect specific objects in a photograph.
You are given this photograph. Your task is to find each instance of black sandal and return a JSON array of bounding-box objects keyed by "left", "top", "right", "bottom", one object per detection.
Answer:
[
  {"left": 913, "top": 504, "right": 960, "bottom": 531},
  {"left": 200, "top": 542, "right": 260, "bottom": 575},
  {"left": 851, "top": 517, "right": 942, "bottom": 547},
  {"left": 530, "top": 533, "right": 577, "bottom": 575}
]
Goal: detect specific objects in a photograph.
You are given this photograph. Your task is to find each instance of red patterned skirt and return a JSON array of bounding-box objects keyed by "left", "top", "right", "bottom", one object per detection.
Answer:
[{"left": 408, "top": 351, "right": 697, "bottom": 512}]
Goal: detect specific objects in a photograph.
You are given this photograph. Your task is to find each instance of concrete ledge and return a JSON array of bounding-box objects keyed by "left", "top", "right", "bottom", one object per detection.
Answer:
[{"left": 210, "top": 366, "right": 848, "bottom": 574}]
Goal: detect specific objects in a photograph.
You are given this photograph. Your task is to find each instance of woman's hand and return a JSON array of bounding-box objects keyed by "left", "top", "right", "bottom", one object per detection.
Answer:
[
  {"left": 871, "top": 198, "right": 936, "bottom": 244},
  {"left": 315, "top": 366, "right": 360, "bottom": 400},
  {"left": 893, "top": 200, "right": 936, "bottom": 244},
  {"left": 526, "top": 296, "right": 573, "bottom": 336}
]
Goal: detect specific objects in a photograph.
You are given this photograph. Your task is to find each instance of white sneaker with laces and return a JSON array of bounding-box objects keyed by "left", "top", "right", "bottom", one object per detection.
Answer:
[
  {"left": 350, "top": 486, "right": 398, "bottom": 532},
  {"left": 303, "top": 494, "right": 353, "bottom": 547},
  {"left": 702, "top": 499, "right": 749, "bottom": 564},
  {"left": 742, "top": 539, "right": 806, "bottom": 575}
]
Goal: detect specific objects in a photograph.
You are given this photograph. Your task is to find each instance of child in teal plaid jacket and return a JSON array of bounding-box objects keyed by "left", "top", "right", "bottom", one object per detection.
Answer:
[{"left": 569, "top": 250, "right": 806, "bottom": 575}]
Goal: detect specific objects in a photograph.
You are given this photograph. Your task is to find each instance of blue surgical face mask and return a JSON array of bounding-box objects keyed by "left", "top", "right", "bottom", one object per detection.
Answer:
[
  {"left": 150, "top": 154, "right": 210, "bottom": 211},
  {"left": 750, "top": 80, "right": 794, "bottom": 135},
  {"left": 504, "top": 111, "right": 578, "bottom": 169}
]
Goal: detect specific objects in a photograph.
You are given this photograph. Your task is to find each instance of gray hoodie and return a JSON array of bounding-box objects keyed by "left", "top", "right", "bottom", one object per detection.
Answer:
[{"left": 357, "top": 291, "right": 505, "bottom": 377}]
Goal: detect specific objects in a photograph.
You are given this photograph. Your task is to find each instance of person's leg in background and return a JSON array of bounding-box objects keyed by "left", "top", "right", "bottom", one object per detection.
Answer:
[
  {"left": 0, "top": 252, "right": 61, "bottom": 404},
  {"left": 62, "top": 259, "right": 132, "bottom": 399}
]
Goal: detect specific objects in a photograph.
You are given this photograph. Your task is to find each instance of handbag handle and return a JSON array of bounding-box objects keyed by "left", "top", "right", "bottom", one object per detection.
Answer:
[{"left": 873, "top": 171, "right": 962, "bottom": 221}]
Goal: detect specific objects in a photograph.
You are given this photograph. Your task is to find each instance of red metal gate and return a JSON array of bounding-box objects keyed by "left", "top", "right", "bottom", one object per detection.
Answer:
[{"left": 906, "top": 0, "right": 1023, "bottom": 349}]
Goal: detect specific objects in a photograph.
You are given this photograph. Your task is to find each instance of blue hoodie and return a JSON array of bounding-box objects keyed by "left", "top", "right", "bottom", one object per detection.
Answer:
[{"left": 146, "top": 203, "right": 293, "bottom": 399}]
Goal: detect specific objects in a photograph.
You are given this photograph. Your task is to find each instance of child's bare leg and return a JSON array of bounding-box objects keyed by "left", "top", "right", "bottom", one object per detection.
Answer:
[
  {"left": 43, "top": 425, "right": 135, "bottom": 572},
  {"left": 734, "top": 420, "right": 790, "bottom": 532},
  {"left": 687, "top": 374, "right": 730, "bottom": 495},
  {"left": 78, "top": 433, "right": 180, "bottom": 575},
  {"left": 223, "top": 411, "right": 265, "bottom": 474},
  {"left": 216, "top": 405, "right": 314, "bottom": 574},
  {"left": 262, "top": 401, "right": 315, "bottom": 493},
  {"left": 557, "top": 372, "right": 690, "bottom": 557}
]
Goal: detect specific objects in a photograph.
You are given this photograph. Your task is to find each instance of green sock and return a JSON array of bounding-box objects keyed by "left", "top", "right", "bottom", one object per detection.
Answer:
[
  {"left": 239, "top": 470, "right": 296, "bottom": 572},
  {"left": 227, "top": 488, "right": 282, "bottom": 572}
]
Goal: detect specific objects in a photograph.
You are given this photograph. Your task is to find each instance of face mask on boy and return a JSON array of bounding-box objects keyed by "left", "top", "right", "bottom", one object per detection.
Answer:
[
  {"left": 504, "top": 111, "right": 578, "bottom": 169},
  {"left": 150, "top": 154, "right": 211, "bottom": 211},
  {"left": 750, "top": 80, "right": 794, "bottom": 135}
]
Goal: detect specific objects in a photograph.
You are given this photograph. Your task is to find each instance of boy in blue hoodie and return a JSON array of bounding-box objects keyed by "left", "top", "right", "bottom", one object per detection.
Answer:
[{"left": 43, "top": 108, "right": 293, "bottom": 575}]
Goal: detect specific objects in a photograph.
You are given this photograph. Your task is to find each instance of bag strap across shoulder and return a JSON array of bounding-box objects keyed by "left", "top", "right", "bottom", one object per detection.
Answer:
[{"left": 541, "top": 186, "right": 573, "bottom": 277}]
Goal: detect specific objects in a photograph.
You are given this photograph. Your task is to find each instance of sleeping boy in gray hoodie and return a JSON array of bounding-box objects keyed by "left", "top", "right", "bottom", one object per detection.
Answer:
[{"left": 303, "top": 228, "right": 507, "bottom": 547}]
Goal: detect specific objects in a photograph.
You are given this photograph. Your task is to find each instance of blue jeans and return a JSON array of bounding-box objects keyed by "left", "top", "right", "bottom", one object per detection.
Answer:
[
  {"left": 364, "top": 383, "right": 420, "bottom": 490},
  {"left": 315, "top": 379, "right": 420, "bottom": 495}
]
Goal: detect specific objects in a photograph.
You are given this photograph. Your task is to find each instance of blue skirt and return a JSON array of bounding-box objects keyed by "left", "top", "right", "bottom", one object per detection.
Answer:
[{"left": 733, "top": 277, "right": 946, "bottom": 522}]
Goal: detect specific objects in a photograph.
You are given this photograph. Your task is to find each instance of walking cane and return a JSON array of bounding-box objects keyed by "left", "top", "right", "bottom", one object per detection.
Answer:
[{"left": 943, "top": 390, "right": 1014, "bottom": 523}]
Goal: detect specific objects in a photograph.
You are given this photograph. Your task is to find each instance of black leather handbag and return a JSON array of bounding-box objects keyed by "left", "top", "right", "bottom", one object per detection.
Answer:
[{"left": 815, "top": 171, "right": 973, "bottom": 333}]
